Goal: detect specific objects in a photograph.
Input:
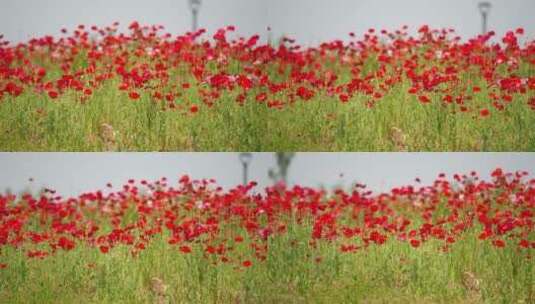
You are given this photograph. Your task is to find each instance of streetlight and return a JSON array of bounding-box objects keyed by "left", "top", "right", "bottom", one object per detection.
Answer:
[
  {"left": 267, "top": 26, "right": 273, "bottom": 46},
  {"left": 188, "top": 0, "right": 202, "bottom": 32},
  {"left": 478, "top": 2, "right": 492, "bottom": 35},
  {"left": 239, "top": 153, "right": 253, "bottom": 185}
]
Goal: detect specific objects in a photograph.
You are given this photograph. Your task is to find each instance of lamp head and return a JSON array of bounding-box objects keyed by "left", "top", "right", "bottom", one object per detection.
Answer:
[
  {"left": 478, "top": 2, "right": 492, "bottom": 15},
  {"left": 189, "top": 0, "right": 202, "bottom": 12},
  {"left": 239, "top": 153, "right": 253, "bottom": 166}
]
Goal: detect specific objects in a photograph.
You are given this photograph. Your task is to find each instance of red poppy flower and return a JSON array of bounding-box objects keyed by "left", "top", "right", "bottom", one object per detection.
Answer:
[
  {"left": 296, "top": 86, "right": 314, "bottom": 101},
  {"left": 410, "top": 239, "right": 421, "bottom": 248},
  {"left": 205, "top": 246, "right": 216, "bottom": 254},
  {"left": 58, "top": 237, "right": 75, "bottom": 251},
  {"left": 255, "top": 92, "right": 267, "bottom": 103},
  {"left": 37, "top": 68, "right": 46, "bottom": 77},
  {"left": 339, "top": 94, "right": 350, "bottom": 103},
  {"left": 519, "top": 239, "right": 529, "bottom": 249},
  {"left": 128, "top": 91, "right": 140, "bottom": 100},
  {"left": 418, "top": 95, "right": 431, "bottom": 104},
  {"left": 480, "top": 108, "right": 490, "bottom": 117},
  {"left": 179, "top": 246, "right": 192, "bottom": 253},
  {"left": 190, "top": 105, "right": 199, "bottom": 113},
  {"left": 48, "top": 91, "right": 59, "bottom": 99},
  {"left": 242, "top": 260, "right": 252, "bottom": 267},
  {"left": 492, "top": 239, "right": 505, "bottom": 248}
]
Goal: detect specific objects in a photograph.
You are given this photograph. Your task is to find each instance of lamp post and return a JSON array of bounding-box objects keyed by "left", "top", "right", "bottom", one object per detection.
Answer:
[
  {"left": 267, "top": 26, "right": 273, "bottom": 46},
  {"left": 478, "top": 2, "right": 492, "bottom": 35},
  {"left": 239, "top": 153, "right": 253, "bottom": 185},
  {"left": 189, "top": 0, "right": 202, "bottom": 32}
]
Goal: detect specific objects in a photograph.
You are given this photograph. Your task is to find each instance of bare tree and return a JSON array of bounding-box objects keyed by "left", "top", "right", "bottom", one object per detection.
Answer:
[
  {"left": 188, "top": 0, "right": 202, "bottom": 32},
  {"left": 478, "top": 2, "right": 492, "bottom": 35},
  {"left": 269, "top": 153, "right": 295, "bottom": 184}
]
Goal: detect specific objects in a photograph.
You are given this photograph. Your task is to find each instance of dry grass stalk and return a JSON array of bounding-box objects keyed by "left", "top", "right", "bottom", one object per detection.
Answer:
[
  {"left": 100, "top": 123, "right": 117, "bottom": 151},
  {"left": 390, "top": 127, "right": 408, "bottom": 151}
]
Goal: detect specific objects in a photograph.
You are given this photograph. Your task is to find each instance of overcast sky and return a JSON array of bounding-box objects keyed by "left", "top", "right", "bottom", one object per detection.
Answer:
[
  {"left": 1, "top": 0, "right": 534, "bottom": 44},
  {"left": 0, "top": 153, "right": 533, "bottom": 197}
]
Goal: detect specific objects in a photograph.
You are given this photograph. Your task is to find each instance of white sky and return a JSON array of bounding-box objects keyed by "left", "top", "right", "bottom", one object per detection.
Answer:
[
  {"left": 1, "top": 0, "right": 534, "bottom": 44},
  {"left": 268, "top": 0, "right": 535, "bottom": 44},
  {"left": 0, "top": 153, "right": 533, "bottom": 196}
]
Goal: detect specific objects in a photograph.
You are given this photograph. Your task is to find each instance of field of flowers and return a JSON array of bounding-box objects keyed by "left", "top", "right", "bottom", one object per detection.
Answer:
[
  {"left": 0, "top": 169, "right": 533, "bottom": 303},
  {"left": 0, "top": 23, "right": 534, "bottom": 151}
]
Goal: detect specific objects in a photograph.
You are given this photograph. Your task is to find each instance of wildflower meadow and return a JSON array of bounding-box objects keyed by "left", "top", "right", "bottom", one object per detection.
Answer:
[
  {"left": 0, "top": 169, "right": 533, "bottom": 303},
  {"left": 1, "top": 23, "right": 534, "bottom": 151}
]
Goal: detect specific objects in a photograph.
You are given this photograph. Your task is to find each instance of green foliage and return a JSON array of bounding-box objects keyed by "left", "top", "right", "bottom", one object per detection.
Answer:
[
  {"left": 0, "top": 84, "right": 534, "bottom": 151},
  {"left": 1, "top": 222, "right": 532, "bottom": 303}
]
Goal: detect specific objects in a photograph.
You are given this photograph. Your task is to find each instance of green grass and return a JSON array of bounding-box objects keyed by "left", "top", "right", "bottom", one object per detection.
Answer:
[
  {"left": 0, "top": 82, "right": 534, "bottom": 151},
  {"left": 1, "top": 224, "right": 533, "bottom": 303}
]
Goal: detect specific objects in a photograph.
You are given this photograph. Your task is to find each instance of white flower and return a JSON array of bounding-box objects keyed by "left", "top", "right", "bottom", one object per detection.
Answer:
[{"left": 195, "top": 200, "right": 209, "bottom": 209}]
